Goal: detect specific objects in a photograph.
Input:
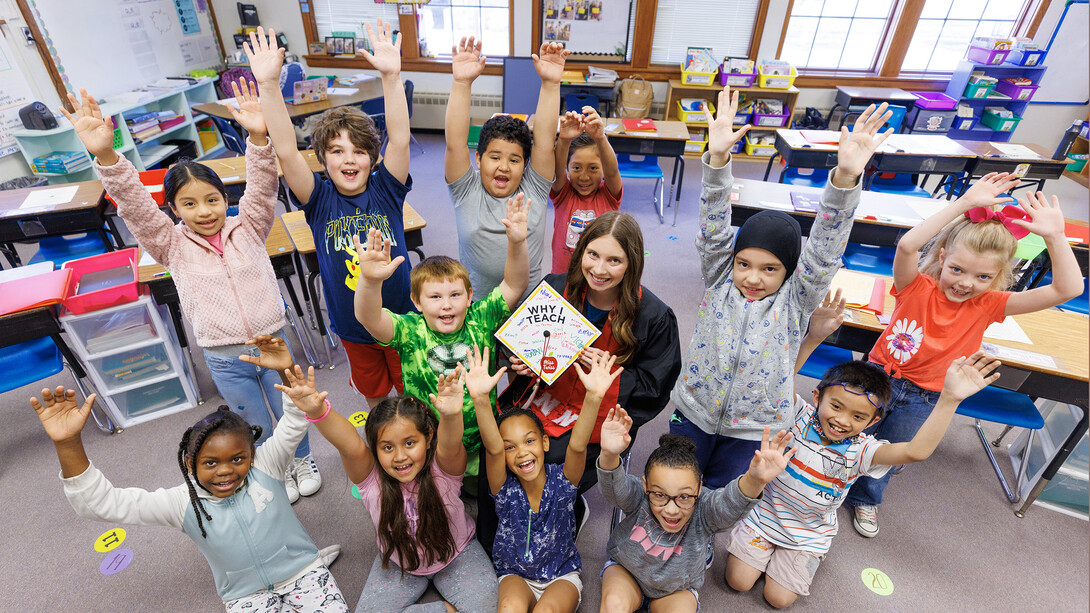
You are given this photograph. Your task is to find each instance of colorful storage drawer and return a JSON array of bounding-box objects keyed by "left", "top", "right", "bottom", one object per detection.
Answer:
[
  {"left": 743, "top": 134, "right": 776, "bottom": 157},
  {"left": 981, "top": 109, "right": 1022, "bottom": 132},
  {"left": 953, "top": 116, "right": 979, "bottom": 131},
  {"left": 905, "top": 106, "right": 956, "bottom": 132},
  {"left": 719, "top": 69, "right": 756, "bottom": 88},
  {"left": 676, "top": 100, "right": 715, "bottom": 123},
  {"left": 1006, "top": 48, "right": 1045, "bottom": 66},
  {"left": 995, "top": 79, "right": 1039, "bottom": 101},
  {"left": 757, "top": 65, "right": 797, "bottom": 89},
  {"left": 963, "top": 81, "right": 996, "bottom": 99},
  {"left": 680, "top": 63, "right": 718, "bottom": 86},
  {"left": 967, "top": 45, "right": 1011, "bottom": 65}
]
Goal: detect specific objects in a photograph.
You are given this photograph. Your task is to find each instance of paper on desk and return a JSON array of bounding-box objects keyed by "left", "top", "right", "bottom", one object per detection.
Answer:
[
  {"left": 758, "top": 200, "right": 794, "bottom": 212},
  {"left": 216, "top": 98, "right": 241, "bottom": 108},
  {"left": 988, "top": 142, "right": 1039, "bottom": 158},
  {"left": 139, "top": 251, "right": 159, "bottom": 266},
  {"left": 327, "top": 87, "right": 358, "bottom": 95},
  {"left": 20, "top": 186, "right": 79, "bottom": 209},
  {"left": 906, "top": 198, "right": 948, "bottom": 220},
  {"left": 981, "top": 343, "right": 1056, "bottom": 369},
  {"left": 830, "top": 269, "right": 880, "bottom": 307},
  {"left": 983, "top": 317, "right": 1032, "bottom": 344}
]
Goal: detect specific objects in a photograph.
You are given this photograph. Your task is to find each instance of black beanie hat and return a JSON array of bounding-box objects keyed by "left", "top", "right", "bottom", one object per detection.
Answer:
[{"left": 733, "top": 211, "right": 803, "bottom": 278}]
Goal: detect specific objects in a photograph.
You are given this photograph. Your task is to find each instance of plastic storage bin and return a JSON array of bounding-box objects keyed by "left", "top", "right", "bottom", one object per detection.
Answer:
[
  {"left": 1006, "top": 48, "right": 1045, "bottom": 66},
  {"left": 680, "top": 63, "right": 718, "bottom": 86},
  {"left": 912, "top": 92, "right": 958, "bottom": 109},
  {"left": 963, "top": 81, "right": 996, "bottom": 99},
  {"left": 757, "top": 65, "right": 797, "bottom": 89},
  {"left": 953, "top": 115, "right": 979, "bottom": 131},
  {"left": 61, "top": 248, "right": 140, "bottom": 315},
  {"left": 744, "top": 134, "right": 776, "bottom": 157},
  {"left": 62, "top": 295, "right": 162, "bottom": 356},
  {"left": 905, "top": 106, "right": 956, "bottom": 132},
  {"left": 93, "top": 342, "right": 176, "bottom": 394},
  {"left": 730, "top": 140, "right": 744, "bottom": 154},
  {"left": 981, "top": 109, "right": 1022, "bottom": 132},
  {"left": 1065, "top": 154, "right": 1088, "bottom": 173},
  {"left": 719, "top": 67, "right": 756, "bottom": 87},
  {"left": 112, "top": 377, "right": 191, "bottom": 424},
  {"left": 995, "top": 79, "right": 1040, "bottom": 101},
  {"left": 733, "top": 112, "right": 752, "bottom": 126},
  {"left": 753, "top": 109, "right": 790, "bottom": 127},
  {"left": 676, "top": 100, "right": 715, "bottom": 123},
  {"left": 967, "top": 45, "right": 1011, "bottom": 65}
]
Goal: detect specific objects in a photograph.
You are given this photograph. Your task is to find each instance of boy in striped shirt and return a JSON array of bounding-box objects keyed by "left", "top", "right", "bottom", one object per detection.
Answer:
[{"left": 725, "top": 352, "right": 1000, "bottom": 608}]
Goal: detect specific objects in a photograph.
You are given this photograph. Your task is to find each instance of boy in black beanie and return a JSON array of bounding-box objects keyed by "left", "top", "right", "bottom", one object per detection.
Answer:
[{"left": 669, "top": 84, "right": 893, "bottom": 489}]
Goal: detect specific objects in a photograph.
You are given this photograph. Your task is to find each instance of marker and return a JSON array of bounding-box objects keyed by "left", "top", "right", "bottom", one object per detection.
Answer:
[{"left": 152, "top": 271, "right": 169, "bottom": 278}]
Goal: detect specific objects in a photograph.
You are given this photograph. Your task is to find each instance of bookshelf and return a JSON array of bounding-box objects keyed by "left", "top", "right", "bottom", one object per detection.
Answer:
[{"left": 944, "top": 60, "right": 1048, "bottom": 143}]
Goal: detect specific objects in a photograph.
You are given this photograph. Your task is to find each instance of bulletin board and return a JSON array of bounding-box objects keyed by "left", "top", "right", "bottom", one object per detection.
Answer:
[
  {"left": 0, "top": 30, "right": 37, "bottom": 157},
  {"left": 540, "top": 0, "right": 633, "bottom": 60},
  {"left": 23, "top": 0, "right": 225, "bottom": 100}
]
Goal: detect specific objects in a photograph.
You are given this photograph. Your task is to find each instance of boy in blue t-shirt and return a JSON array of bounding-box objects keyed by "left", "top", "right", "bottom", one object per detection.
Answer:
[{"left": 250, "top": 23, "right": 413, "bottom": 413}]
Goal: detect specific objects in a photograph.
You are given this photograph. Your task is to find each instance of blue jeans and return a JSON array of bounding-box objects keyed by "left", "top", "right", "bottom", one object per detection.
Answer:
[
  {"left": 203, "top": 340, "right": 310, "bottom": 458},
  {"left": 668, "top": 410, "right": 762, "bottom": 489},
  {"left": 843, "top": 372, "right": 941, "bottom": 508}
]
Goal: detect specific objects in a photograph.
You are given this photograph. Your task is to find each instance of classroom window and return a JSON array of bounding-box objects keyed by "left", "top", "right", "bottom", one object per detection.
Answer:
[
  {"left": 649, "top": 0, "right": 760, "bottom": 64},
  {"left": 780, "top": 0, "right": 896, "bottom": 71},
  {"left": 416, "top": 0, "right": 510, "bottom": 59},
  {"left": 901, "top": 0, "right": 1028, "bottom": 72},
  {"left": 312, "top": 0, "right": 400, "bottom": 41}
]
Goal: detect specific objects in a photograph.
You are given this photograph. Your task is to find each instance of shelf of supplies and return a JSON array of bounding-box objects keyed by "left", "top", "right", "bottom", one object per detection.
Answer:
[
  {"left": 105, "top": 370, "right": 179, "bottom": 395},
  {"left": 666, "top": 79, "right": 800, "bottom": 94},
  {"left": 137, "top": 145, "right": 179, "bottom": 168},
  {"left": 196, "top": 143, "right": 226, "bottom": 159},
  {"left": 86, "top": 336, "right": 166, "bottom": 361}
]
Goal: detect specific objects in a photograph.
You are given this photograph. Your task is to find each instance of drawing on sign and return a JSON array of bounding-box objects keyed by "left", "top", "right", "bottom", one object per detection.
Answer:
[{"left": 495, "top": 282, "right": 600, "bottom": 385}]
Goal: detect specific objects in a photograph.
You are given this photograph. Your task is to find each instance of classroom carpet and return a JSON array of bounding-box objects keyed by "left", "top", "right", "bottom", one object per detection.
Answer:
[{"left": 1, "top": 132, "right": 1086, "bottom": 612}]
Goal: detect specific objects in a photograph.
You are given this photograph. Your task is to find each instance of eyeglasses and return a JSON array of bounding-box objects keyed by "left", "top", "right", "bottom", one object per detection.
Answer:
[
  {"left": 645, "top": 490, "right": 698, "bottom": 510},
  {"left": 827, "top": 382, "right": 884, "bottom": 412}
]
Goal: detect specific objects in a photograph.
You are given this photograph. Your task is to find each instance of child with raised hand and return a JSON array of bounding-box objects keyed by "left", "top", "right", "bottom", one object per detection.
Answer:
[
  {"left": 669, "top": 85, "right": 894, "bottom": 489},
  {"left": 445, "top": 36, "right": 569, "bottom": 299},
  {"left": 465, "top": 345, "right": 622, "bottom": 613},
  {"left": 34, "top": 336, "right": 347, "bottom": 611},
  {"left": 550, "top": 106, "right": 623, "bottom": 273},
  {"left": 61, "top": 83, "right": 322, "bottom": 503},
  {"left": 249, "top": 23, "right": 414, "bottom": 412},
  {"left": 597, "top": 409, "right": 795, "bottom": 613},
  {"left": 280, "top": 363, "right": 498, "bottom": 612},
  {"left": 844, "top": 175, "right": 1083, "bottom": 538},
  {"left": 352, "top": 194, "right": 529, "bottom": 484},
  {"left": 727, "top": 352, "right": 1001, "bottom": 608}
]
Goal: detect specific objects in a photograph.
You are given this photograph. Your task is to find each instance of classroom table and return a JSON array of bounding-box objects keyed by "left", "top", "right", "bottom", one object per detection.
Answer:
[
  {"left": 948, "top": 141, "right": 1069, "bottom": 196},
  {"left": 281, "top": 205, "right": 427, "bottom": 367},
  {"left": 0, "top": 179, "right": 115, "bottom": 267},
  {"left": 192, "top": 81, "right": 384, "bottom": 122},
  {"left": 764, "top": 130, "right": 978, "bottom": 198},
  {"left": 831, "top": 275, "right": 1089, "bottom": 517},
  {"left": 827, "top": 86, "right": 919, "bottom": 129}
]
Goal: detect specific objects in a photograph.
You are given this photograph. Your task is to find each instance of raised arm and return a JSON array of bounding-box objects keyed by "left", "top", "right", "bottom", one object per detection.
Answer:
[
  {"left": 462, "top": 346, "right": 508, "bottom": 495},
  {"left": 795, "top": 289, "right": 846, "bottom": 373},
  {"left": 276, "top": 365, "right": 375, "bottom": 483},
  {"left": 247, "top": 27, "right": 316, "bottom": 204},
  {"left": 552, "top": 111, "right": 584, "bottom": 193},
  {"left": 873, "top": 352, "right": 1000, "bottom": 466},
  {"left": 352, "top": 228, "right": 403, "bottom": 343},
  {"left": 361, "top": 19, "right": 409, "bottom": 184},
  {"left": 499, "top": 194, "right": 530, "bottom": 308},
  {"left": 59, "top": 88, "right": 118, "bottom": 167},
  {"left": 696, "top": 86, "right": 749, "bottom": 285},
  {"left": 583, "top": 107, "right": 622, "bottom": 198},
  {"left": 736, "top": 426, "right": 796, "bottom": 499},
  {"left": 892, "top": 172, "right": 1020, "bottom": 291},
  {"left": 444, "top": 37, "right": 486, "bottom": 183},
  {"left": 431, "top": 369, "right": 468, "bottom": 476},
  {"left": 1004, "top": 192, "right": 1084, "bottom": 315},
  {"left": 597, "top": 406, "right": 633, "bottom": 471},
  {"left": 567, "top": 351, "right": 623, "bottom": 486},
  {"left": 530, "top": 42, "right": 569, "bottom": 179},
  {"left": 31, "top": 386, "right": 98, "bottom": 478}
]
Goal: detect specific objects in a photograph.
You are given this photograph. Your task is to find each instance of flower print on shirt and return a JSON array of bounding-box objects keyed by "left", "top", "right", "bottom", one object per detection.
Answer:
[{"left": 886, "top": 318, "right": 924, "bottom": 363}]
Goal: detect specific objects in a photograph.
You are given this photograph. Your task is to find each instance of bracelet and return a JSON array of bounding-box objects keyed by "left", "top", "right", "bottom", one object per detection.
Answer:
[{"left": 306, "top": 399, "right": 332, "bottom": 423}]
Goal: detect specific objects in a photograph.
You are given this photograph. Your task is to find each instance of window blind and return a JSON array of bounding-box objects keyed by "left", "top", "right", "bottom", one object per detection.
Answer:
[{"left": 650, "top": 0, "right": 760, "bottom": 64}]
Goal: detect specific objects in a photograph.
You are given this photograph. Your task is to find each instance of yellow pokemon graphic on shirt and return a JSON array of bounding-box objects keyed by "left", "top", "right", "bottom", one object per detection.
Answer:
[{"left": 324, "top": 212, "right": 397, "bottom": 292}]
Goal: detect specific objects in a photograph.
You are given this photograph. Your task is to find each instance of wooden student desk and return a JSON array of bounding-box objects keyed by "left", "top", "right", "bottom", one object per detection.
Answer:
[
  {"left": 281, "top": 206, "right": 427, "bottom": 366},
  {"left": 831, "top": 274, "right": 1088, "bottom": 516},
  {"left": 0, "top": 180, "right": 115, "bottom": 267},
  {"left": 192, "top": 81, "right": 384, "bottom": 122},
  {"left": 953, "top": 141, "right": 1069, "bottom": 195}
]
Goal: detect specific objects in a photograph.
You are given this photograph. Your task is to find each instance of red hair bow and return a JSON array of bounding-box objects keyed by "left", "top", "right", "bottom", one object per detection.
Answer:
[{"left": 964, "top": 205, "right": 1031, "bottom": 240}]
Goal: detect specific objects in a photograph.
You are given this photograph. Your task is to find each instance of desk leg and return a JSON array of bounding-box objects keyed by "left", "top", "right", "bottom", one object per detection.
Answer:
[
  {"left": 762, "top": 153, "right": 780, "bottom": 182},
  {"left": 306, "top": 270, "right": 336, "bottom": 369},
  {"left": 166, "top": 301, "right": 205, "bottom": 405},
  {"left": 1015, "top": 405, "right": 1089, "bottom": 517},
  {"left": 1, "top": 243, "right": 20, "bottom": 267},
  {"left": 671, "top": 156, "right": 685, "bottom": 227}
]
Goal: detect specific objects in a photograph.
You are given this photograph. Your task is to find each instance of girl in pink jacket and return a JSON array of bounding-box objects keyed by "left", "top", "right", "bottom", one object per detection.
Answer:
[{"left": 61, "top": 80, "right": 322, "bottom": 503}]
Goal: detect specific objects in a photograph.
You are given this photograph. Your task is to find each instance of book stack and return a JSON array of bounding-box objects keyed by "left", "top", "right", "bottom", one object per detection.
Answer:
[
  {"left": 127, "top": 112, "right": 162, "bottom": 143},
  {"left": 102, "top": 349, "right": 171, "bottom": 386},
  {"left": 86, "top": 321, "right": 157, "bottom": 354},
  {"left": 156, "top": 110, "right": 185, "bottom": 132},
  {"left": 724, "top": 57, "right": 755, "bottom": 74},
  {"left": 31, "top": 151, "right": 91, "bottom": 174}
]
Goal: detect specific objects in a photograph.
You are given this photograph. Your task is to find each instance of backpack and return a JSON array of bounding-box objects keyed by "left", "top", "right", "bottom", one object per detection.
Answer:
[{"left": 617, "top": 76, "right": 654, "bottom": 118}]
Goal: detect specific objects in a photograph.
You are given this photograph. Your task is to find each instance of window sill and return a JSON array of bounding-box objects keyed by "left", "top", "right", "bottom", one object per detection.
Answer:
[
  {"left": 792, "top": 72, "right": 949, "bottom": 90},
  {"left": 304, "top": 55, "right": 504, "bottom": 76}
]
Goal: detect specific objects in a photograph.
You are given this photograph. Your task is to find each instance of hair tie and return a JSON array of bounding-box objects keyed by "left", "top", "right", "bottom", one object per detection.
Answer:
[{"left": 964, "top": 205, "right": 1031, "bottom": 240}]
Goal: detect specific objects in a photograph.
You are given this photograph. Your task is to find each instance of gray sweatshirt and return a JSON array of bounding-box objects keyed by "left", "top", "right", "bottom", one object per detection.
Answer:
[
  {"left": 598, "top": 459, "right": 760, "bottom": 599},
  {"left": 670, "top": 152, "right": 862, "bottom": 440}
]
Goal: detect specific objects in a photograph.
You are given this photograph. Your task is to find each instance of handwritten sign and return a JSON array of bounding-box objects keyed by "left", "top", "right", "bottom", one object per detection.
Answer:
[{"left": 495, "top": 282, "right": 600, "bottom": 385}]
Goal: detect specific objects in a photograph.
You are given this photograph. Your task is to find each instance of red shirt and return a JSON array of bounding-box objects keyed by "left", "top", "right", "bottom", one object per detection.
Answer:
[
  {"left": 549, "top": 181, "right": 621, "bottom": 274},
  {"left": 869, "top": 273, "right": 1010, "bottom": 392}
]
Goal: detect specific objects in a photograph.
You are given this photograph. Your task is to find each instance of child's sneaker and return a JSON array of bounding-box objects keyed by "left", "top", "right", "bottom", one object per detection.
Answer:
[
  {"left": 852, "top": 505, "right": 879, "bottom": 538},
  {"left": 294, "top": 455, "right": 322, "bottom": 496},
  {"left": 284, "top": 467, "right": 300, "bottom": 504},
  {"left": 705, "top": 542, "right": 715, "bottom": 569},
  {"left": 318, "top": 544, "right": 342, "bottom": 567}
]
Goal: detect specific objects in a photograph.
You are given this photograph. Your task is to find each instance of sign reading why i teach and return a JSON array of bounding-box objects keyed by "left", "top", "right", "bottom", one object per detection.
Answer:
[{"left": 495, "top": 281, "right": 600, "bottom": 385}]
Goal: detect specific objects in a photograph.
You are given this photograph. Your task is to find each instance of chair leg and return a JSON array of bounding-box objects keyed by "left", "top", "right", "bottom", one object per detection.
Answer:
[
  {"left": 974, "top": 419, "right": 1020, "bottom": 503},
  {"left": 286, "top": 305, "right": 320, "bottom": 367},
  {"left": 991, "top": 425, "right": 1015, "bottom": 448},
  {"left": 409, "top": 134, "right": 425, "bottom": 155}
]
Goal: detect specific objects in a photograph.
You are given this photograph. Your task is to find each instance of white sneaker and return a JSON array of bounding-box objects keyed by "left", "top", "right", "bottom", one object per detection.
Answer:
[
  {"left": 294, "top": 455, "right": 322, "bottom": 497},
  {"left": 284, "top": 466, "right": 300, "bottom": 504},
  {"left": 852, "top": 505, "right": 879, "bottom": 538},
  {"left": 318, "top": 544, "right": 341, "bottom": 567}
]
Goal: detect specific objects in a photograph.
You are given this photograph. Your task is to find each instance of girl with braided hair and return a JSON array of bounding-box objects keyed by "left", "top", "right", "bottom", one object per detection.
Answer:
[{"left": 30, "top": 336, "right": 347, "bottom": 612}]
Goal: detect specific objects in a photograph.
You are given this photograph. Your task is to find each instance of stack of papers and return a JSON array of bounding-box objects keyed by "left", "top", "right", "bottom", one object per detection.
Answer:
[{"left": 587, "top": 66, "right": 618, "bottom": 84}]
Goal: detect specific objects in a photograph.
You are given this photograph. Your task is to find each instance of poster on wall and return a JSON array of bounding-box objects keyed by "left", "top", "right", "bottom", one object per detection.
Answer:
[
  {"left": 542, "top": 0, "right": 631, "bottom": 58},
  {"left": 0, "top": 33, "right": 37, "bottom": 157}
]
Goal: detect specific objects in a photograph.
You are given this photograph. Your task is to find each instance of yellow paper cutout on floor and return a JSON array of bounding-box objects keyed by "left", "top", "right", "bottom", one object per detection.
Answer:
[
  {"left": 94, "top": 528, "right": 126, "bottom": 553},
  {"left": 861, "top": 568, "right": 894, "bottom": 595},
  {"left": 349, "top": 411, "right": 369, "bottom": 427}
]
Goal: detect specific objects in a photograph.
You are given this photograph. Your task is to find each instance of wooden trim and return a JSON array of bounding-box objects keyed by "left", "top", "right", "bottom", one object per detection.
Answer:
[
  {"left": 775, "top": 0, "right": 794, "bottom": 59},
  {"left": 15, "top": 0, "right": 67, "bottom": 102},
  {"left": 399, "top": 8, "right": 419, "bottom": 61},
  {"left": 205, "top": 0, "right": 227, "bottom": 65},
  {"left": 306, "top": 55, "right": 504, "bottom": 76},
  {"left": 879, "top": 0, "right": 924, "bottom": 78},
  {"left": 1024, "top": 0, "right": 1052, "bottom": 37},
  {"left": 532, "top": 0, "right": 542, "bottom": 52},
  {"left": 630, "top": 0, "right": 657, "bottom": 69},
  {"left": 749, "top": 0, "right": 771, "bottom": 59},
  {"left": 510, "top": 0, "right": 516, "bottom": 56},
  {"left": 299, "top": 0, "right": 319, "bottom": 44},
  {"left": 795, "top": 75, "right": 946, "bottom": 90}
]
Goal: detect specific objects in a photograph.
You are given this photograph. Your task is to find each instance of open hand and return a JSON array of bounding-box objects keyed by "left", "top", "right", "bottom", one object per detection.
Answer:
[
  {"left": 274, "top": 365, "right": 327, "bottom": 418},
  {"left": 451, "top": 37, "right": 486, "bottom": 84},
  {"left": 533, "top": 42, "right": 570, "bottom": 84},
  {"left": 599, "top": 405, "right": 633, "bottom": 457},
  {"left": 461, "top": 346, "right": 506, "bottom": 400},
  {"left": 508, "top": 354, "right": 534, "bottom": 377},
  {"left": 353, "top": 228, "right": 405, "bottom": 283},
  {"left": 943, "top": 351, "right": 1001, "bottom": 402},
  {"left": 244, "top": 27, "right": 285, "bottom": 85},
  {"left": 30, "top": 387, "right": 97, "bottom": 443},
  {"left": 226, "top": 77, "right": 265, "bottom": 137},
  {"left": 745, "top": 426, "right": 797, "bottom": 486},
  {"left": 705, "top": 86, "right": 750, "bottom": 165},
  {"left": 1012, "top": 191, "right": 1066, "bottom": 239},
  {"left": 836, "top": 103, "right": 894, "bottom": 183},
  {"left": 359, "top": 19, "right": 401, "bottom": 76},
  {"left": 58, "top": 89, "right": 116, "bottom": 161},
  {"left": 574, "top": 350, "right": 622, "bottom": 399},
  {"left": 957, "top": 172, "right": 1021, "bottom": 211},
  {"left": 430, "top": 368, "right": 466, "bottom": 418},
  {"left": 582, "top": 106, "right": 606, "bottom": 140},
  {"left": 502, "top": 193, "right": 529, "bottom": 244},
  {"left": 559, "top": 111, "right": 585, "bottom": 140},
  {"left": 809, "top": 288, "right": 846, "bottom": 341},
  {"left": 239, "top": 335, "right": 294, "bottom": 372}
]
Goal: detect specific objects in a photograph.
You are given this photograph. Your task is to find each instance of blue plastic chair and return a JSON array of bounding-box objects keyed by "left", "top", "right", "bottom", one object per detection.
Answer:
[
  {"left": 210, "top": 115, "right": 247, "bottom": 155},
  {"left": 868, "top": 172, "right": 931, "bottom": 198},
  {"left": 1029, "top": 271, "right": 1089, "bottom": 315},
  {"left": 841, "top": 243, "right": 895, "bottom": 276},
  {"left": 781, "top": 167, "right": 828, "bottom": 188},
  {"left": 955, "top": 385, "right": 1043, "bottom": 502},
  {"left": 28, "top": 233, "right": 110, "bottom": 269},
  {"left": 0, "top": 336, "right": 63, "bottom": 393},
  {"left": 565, "top": 93, "right": 600, "bottom": 114},
  {"left": 798, "top": 344, "right": 854, "bottom": 380},
  {"left": 843, "top": 104, "right": 907, "bottom": 134},
  {"left": 616, "top": 154, "right": 664, "bottom": 220}
]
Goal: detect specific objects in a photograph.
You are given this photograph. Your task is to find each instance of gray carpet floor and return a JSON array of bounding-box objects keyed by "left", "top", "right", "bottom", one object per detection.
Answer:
[{"left": 2, "top": 132, "right": 1086, "bottom": 612}]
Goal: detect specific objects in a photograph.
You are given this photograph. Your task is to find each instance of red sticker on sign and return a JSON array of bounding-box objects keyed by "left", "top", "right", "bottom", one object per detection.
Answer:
[{"left": 541, "top": 357, "right": 558, "bottom": 374}]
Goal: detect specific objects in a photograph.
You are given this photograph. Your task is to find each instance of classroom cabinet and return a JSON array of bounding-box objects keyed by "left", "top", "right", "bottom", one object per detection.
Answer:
[
  {"left": 13, "top": 80, "right": 227, "bottom": 185},
  {"left": 60, "top": 294, "right": 198, "bottom": 428},
  {"left": 943, "top": 60, "right": 1048, "bottom": 143}
]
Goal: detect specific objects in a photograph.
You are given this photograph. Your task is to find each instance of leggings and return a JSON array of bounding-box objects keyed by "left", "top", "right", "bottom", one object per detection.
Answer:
[
  {"left": 224, "top": 566, "right": 346, "bottom": 612},
  {"left": 355, "top": 539, "right": 499, "bottom": 613}
]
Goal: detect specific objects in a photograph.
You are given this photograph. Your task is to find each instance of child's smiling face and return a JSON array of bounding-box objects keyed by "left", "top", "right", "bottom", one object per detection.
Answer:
[
  {"left": 813, "top": 385, "right": 881, "bottom": 442},
  {"left": 732, "top": 247, "right": 787, "bottom": 301},
  {"left": 411, "top": 277, "right": 473, "bottom": 335},
  {"left": 499, "top": 414, "right": 549, "bottom": 484},
  {"left": 171, "top": 179, "right": 227, "bottom": 237},
  {"left": 322, "top": 130, "right": 372, "bottom": 196},
  {"left": 642, "top": 465, "right": 700, "bottom": 533},
  {"left": 937, "top": 244, "right": 1003, "bottom": 303},
  {"left": 376, "top": 417, "right": 432, "bottom": 484},
  {"left": 476, "top": 138, "right": 526, "bottom": 199},
  {"left": 566, "top": 146, "right": 604, "bottom": 197},
  {"left": 191, "top": 431, "right": 254, "bottom": 498}
]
